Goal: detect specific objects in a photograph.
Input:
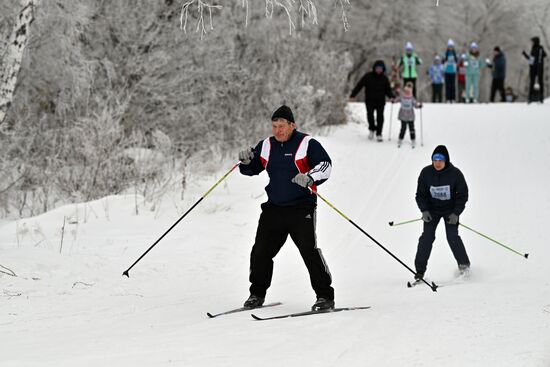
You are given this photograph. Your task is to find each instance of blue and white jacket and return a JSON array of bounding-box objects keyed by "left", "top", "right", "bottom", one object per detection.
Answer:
[{"left": 239, "top": 130, "right": 331, "bottom": 206}]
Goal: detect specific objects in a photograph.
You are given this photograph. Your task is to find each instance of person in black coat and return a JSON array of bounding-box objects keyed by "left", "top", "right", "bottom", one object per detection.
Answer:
[
  {"left": 488, "top": 46, "right": 506, "bottom": 102},
  {"left": 350, "top": 60, "right": 394, "bottom": 142},
  {"left": 414, "top": 145, "right": 470, "bottom": 280},
  {"left": 522, "top": 36, "right": 547, "bottom": 103}
]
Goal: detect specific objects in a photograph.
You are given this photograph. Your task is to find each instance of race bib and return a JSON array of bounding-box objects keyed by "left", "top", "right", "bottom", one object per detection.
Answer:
[{"left": 430, "top": 185, "right": 451, "bottom": 200}]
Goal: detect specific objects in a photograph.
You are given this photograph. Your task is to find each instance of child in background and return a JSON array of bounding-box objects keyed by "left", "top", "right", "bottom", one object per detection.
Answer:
[
  {"left": 457, "top": 53, "right": 467, "bottom": 102},
  {"left": 428, "top": 55, "right": 445, "bottom": 103},
  {"left": 395, "top": 82, "right": 423, "bottom": 148}
]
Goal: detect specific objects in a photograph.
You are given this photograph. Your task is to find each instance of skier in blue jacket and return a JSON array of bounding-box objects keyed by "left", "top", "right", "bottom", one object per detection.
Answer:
[{"left": 238, "top": 105, "right": 335, "bottom": 311}]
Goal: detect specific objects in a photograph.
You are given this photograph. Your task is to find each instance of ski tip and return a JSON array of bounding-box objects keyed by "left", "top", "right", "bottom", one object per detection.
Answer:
[
  {"left": 431, "top": 282, "right": 439, "bottom": 292},
  {"left": 407, "top": 281, "right": 413, "bottom": 288},
  {"left": 206, "top": 312, "right": 215, "bottom": 318},
  {"left": 122, "top": 270, "right": 129, "bottom": 278},
  {"left": 524, "top": 253, "right": 529, "bottom": 259},
  {"left": 388, "top": 221, "right": 394, "bottom": 226},
  {"left": 251, "top": 314, "right": 262, "bottom": 321}
]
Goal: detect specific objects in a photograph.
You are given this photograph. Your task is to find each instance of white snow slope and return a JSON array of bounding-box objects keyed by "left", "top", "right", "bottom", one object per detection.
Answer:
[{"left": 1, "top": 102, "right": 550, "bottom": 367}]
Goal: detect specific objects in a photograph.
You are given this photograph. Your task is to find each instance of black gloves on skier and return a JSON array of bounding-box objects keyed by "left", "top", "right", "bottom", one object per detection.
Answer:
[
  {"left": 238, "top": 147, "right": 255, "bottom": 165},
  {"left": 447, "top": 213, "right": 459, "bottom": 225},
  {"left": 292, "top": 173, "right": 314, "bottom": 188},
  {"left": 421, "top": 211, "right": 432, "bottom": 223}
]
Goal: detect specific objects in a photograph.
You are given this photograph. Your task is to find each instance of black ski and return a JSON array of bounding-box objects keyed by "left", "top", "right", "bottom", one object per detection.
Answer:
[
  {"left": 251, "top": 306, "right": 371, "bottom": 321},
  {"left": 207, "top": 302, "right": 282, "bottom": 318}
]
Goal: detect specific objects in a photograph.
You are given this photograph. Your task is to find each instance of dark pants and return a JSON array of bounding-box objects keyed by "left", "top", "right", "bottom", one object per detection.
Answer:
[
  {"left": 415, "top": 213, "right": 470, "bottom": 274},
  {"left": 399, "top": 120, "right": 415, "bottom": 140},
  {"left": 445, "top": 73, "right": 456, "bottom": 101},
  {"left": 432, "top": 84, "right": 443, "bottom": 103},
  {"left": 490, "top": 78, "right": 505, "bottom": 102},
  {"left": 529, "top": 69, "right": 545, "bottom": 103},
  {"left": 366, "top": 104, "right": 385, "bottom": 136},
  {"left": 403, "top": 78, "right": 417, "bottom": 97},
  {"left": 458, "top": 82, "right": 466, "bottom": 102},
  {"left": 249, "top": 202, "right": 334, "bottom": 300}
]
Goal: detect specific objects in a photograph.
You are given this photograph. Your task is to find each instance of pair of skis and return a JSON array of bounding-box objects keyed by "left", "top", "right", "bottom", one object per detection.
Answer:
[{"left": 207, "top": 303, "right": 371, "bottom": 321}]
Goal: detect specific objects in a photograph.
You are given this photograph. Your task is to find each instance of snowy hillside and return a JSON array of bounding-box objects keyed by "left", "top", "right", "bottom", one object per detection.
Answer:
[{"left": 1, "top": 102, "right": 550, "bottom": 366}]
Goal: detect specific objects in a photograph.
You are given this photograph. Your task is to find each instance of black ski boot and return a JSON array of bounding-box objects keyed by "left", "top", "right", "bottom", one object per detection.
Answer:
[
  {"left": 414, "top": 272, "right": 424, "bottom": 281},
  {"left": 243, "top": 295, "right": 265, "bottom": 309},
  {"left": 311, "top": 297, "right": 335, "bottom": 311}
]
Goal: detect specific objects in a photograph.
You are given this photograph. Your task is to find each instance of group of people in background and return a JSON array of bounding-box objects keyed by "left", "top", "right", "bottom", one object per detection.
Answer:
[{"left": 350, "top": 36, "right": 547, "bottom": 145}]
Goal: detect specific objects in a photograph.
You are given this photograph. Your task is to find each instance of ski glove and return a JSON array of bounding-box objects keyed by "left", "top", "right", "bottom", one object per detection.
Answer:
[
  {"left": 292, "top": 173, "right": 314, "bottom": 188},
  {"left": 238, "top": 147, "right": 255, "bottom": 165},
  {"left": 421, "top": 211, "right": 432, "bottom": 223},
  {"left": 447, "top": 213, "right": 459, "bottom": 225}
]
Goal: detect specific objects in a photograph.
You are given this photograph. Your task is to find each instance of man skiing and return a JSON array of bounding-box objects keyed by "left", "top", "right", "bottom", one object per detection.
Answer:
[
  {"left": 414, "top": 145, "right": 470, "bottom": 281},
  {"left": 238, "top": 105, "right": 335, "bottom": 311},
  {"left": 350, "top": 60, "right": 394, "bottom": 142}
]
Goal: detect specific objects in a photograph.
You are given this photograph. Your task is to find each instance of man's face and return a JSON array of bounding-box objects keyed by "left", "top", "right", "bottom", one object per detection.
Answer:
[
  {"left": 433, "top": 160, "right": 445, "bottom": 171},
  {"left": 272, "top": 119, "right": 295, "bottom": 142},
  {"left": 375, "top": 66, "right": 383, "bottom": 74}
]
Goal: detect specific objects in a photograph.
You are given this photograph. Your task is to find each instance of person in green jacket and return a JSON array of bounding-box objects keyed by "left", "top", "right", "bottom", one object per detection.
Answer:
[
  {"left": 399, "top": 42, "right": 423, "bottom": 97},
  {"left": 464, "top": 42, "right": 486, "bottom": 103}
]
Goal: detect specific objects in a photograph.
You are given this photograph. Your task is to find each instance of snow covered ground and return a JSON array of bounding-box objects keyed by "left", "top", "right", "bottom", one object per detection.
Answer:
[{"left": 1, "top": 102, "right": 549, "bottom": 366}]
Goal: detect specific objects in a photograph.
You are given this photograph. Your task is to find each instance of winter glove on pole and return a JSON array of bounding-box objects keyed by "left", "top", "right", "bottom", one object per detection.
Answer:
[
  {"left": 238, "top": 147, "right": 255, "bottom": 165},
  {"left": 421, "top": 211, "right": 432, "bottom": 223},
  {"left": 447, "top": 213, "right": 459, "bottom": 225},
  {"left": 292, "top": 173, "right": 314, "bottom": 188}
]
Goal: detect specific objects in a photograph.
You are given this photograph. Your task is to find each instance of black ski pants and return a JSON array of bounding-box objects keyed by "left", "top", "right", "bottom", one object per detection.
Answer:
[
  {"left": 415, "top": 213, "right": 470, "bottom": 274},
  {"left": 529, "top": 68, "right": 545, "bottom": 103},
  {"left": 366, "top": 104, "right": 385, "bottom": 137},
  {"left": 490, "top": 78, "right": 505, "bottom": 102},
  {"left": 249, "top": 202, "right": 334, "bottom": 300},
  {"left": 399, "top": 120, "right": 416, "bottom": 140},
  {"left": 432, "top": 83, "right": 443, "bottom": 103},
  {"left": 445, "top": 73, "right": 456, "bottom": 102}
]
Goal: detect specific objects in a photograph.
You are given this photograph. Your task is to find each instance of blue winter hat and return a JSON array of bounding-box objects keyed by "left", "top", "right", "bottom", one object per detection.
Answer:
[{"left": 432, "top": 153, "right": 446, "bottom": 161}]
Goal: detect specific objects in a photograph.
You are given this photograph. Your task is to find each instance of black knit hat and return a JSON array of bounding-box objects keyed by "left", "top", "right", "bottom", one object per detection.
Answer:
[
  {"left": 271, "top": 105, "right": 295, "bottom": 123},
  {"left": 432, "top": 145, "right": 450, "bottom": 163}
]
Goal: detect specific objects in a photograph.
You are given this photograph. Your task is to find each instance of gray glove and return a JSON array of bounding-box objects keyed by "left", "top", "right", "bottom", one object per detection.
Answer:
[
  {"left": 421, "top": 211, "right": 432, "bottom": 223},
  {"left": 291, "top": 173, "right": 314, "bottom": 188},
  {"left": 238, "top": 147, "right": 254, "bottom": 165},
  {"left": 447, "top": 213, "right": 459, "bottom": 225}
]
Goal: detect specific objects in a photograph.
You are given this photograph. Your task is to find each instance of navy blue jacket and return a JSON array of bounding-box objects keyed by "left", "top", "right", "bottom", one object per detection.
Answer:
[
  {"left": 240, "top": 130, "right": 331, "bottom": 206},
  {"left": 492, "top": 52, "right": 506, "bottom": 80},
  {"left": 416, "top": 162, "right": 469, "bottom": 216}
]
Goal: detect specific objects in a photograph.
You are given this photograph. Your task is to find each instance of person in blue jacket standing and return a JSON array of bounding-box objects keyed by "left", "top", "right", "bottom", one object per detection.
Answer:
[
  {"left": 443, "top": 39, "right": 458, "bottom": 102},
  {"left": 465, "top": 42, "right": 485, "bottom": 103},
  {"left": 428, "top": 55, "right": 445, "bottom": 103},
  {"left": 238, "top": 105, "right": 335, "bottom": 312}
]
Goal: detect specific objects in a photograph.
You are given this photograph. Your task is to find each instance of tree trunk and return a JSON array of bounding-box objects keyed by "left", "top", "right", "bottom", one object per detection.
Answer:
[{"left": 0, "top": 0, "right": 35, "bottom": 127}]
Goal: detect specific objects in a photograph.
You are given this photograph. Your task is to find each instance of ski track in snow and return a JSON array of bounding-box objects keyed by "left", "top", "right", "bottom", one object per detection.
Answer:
[{"left": 1, "top": 103, "right": 550, "bottom": 366}]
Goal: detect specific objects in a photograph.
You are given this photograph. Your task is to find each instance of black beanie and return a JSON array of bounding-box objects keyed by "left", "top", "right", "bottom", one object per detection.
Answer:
[
  {"left": 432, "top": 145, "right": 450, "bottom": 163},
  {"left": 271, "top": 105, "right": 295, "bottom": 123}
]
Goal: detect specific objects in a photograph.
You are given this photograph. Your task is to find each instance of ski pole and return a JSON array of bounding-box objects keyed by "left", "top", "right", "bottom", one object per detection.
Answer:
[
  {"left": 459, "top": 223, "right": 529, "bottom": 259},
  {"left": 123, "top": 162, "right": 241, "bottom": 277},
  {"left": 420, "top": 106, "right": 424, "bottom": 147},
  {"left": 312, "top": 189, "right": 438, "bottom": 292},
  {"left": 388, "top": 102, "right": 394, "bottom": 141},
  {"left": 388, "top": 218, "right": 422, "bottom": 227}
]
